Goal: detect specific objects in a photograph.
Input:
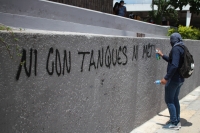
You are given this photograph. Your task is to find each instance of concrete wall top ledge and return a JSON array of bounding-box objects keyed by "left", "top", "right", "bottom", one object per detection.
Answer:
[
  {"left": 2, "top": 30, "right": 200, "bottom": 43},
  {"left": 0, "top": 30, "right": 171, "bottom": 40}
]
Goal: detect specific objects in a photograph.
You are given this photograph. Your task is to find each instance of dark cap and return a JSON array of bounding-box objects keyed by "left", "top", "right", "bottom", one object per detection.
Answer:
[{"left": 120, "top": 0, "right": 126, "bottom": 4}]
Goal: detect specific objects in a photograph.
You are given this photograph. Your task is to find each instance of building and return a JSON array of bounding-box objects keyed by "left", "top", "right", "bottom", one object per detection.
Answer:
[{"left": 49, "top": 0, "right": 199, "bottom": 27}]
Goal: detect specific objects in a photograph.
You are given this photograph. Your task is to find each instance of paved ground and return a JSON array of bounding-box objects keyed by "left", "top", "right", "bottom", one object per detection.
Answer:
[{"left": 130, "top": 86, "right": 200, "bottom": 133}]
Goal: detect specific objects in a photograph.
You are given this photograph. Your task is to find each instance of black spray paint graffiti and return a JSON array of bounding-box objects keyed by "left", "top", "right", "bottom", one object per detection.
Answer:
[
  {"left": 16, "top": 48, "right": 37, "bottom": 80},
  {"left": 132, "top": 45, "right": 139, "bottom": 61},
  {"left": 132, "top": 43, "right": 155, "bottom": 61},
  {"left": 15, "top": 43, "right": 156, "bottom": 80},
  {"left": 78, "top": 46, "right": 128, "bottom": 72},
  {"left": 142, "top": 43, "right": 155, "bottom": 59},
  {"left": 46, "top": 47, "right": 71, "bottom": 76}
]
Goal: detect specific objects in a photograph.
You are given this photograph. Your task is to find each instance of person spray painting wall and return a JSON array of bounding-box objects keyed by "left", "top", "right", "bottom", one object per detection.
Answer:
[{"left": 155, "top": 33, "right": 185, "bottom": 130}]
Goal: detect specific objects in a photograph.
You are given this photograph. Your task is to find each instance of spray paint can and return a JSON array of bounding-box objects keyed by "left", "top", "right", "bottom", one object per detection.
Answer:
[
  {"left": 156, "top": 49, "right": 160, "bottom": 60},
  {"left": 154, "top": 80, "right": 161, "bottom": 84}
]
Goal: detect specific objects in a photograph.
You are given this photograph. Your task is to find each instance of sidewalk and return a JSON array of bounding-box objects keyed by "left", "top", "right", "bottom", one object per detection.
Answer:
[{"left": 130, "top": 86, "right": 200, "bottom": 133}]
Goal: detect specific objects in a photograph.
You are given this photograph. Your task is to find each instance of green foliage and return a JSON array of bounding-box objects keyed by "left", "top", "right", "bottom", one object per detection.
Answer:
[
  {"left": 168, "top": 25, "right": 200, "bottom": 40},
  {"left": 169, "top": 0, "right": 200, "bottom": 15},
  {"left": 168, "top": 27, "right": 177, "bottom": 36},
  {"left": 0, "top": 24, "right": 23, "bottom": 59},
  {"left": 149, "top": 0, "right": 178, "bottom": 25},
  {"left": 0, "top": 24, "right": 12, "bottom": 31},
  {"left": 0, "top": 25, "right": 7, "bottom": 30}
]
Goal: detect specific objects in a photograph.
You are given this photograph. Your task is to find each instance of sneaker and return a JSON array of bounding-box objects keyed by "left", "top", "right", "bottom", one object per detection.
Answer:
[
  {"left": 177, "top": 122, "right": 181, "bottom": 128},
  {"left": 162, "top": 123, "right": 180, "bottom": 130}
]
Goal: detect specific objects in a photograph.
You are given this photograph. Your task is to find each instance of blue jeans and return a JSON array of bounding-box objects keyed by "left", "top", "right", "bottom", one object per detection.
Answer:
[{"left": 165, "top": 80, "right": 183, "bottom": 125}]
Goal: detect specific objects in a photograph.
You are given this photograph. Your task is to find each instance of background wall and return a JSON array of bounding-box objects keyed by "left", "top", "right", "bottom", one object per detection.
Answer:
[
  {"left": 0, "top": 31, "right": 199, "bottom": 133},
  {"left": 0, "top": 0, "right": 169, "bottom": 37},
  {"left": 0, "top": 12, "right": 167, "bottom": 38},
  {"left": 49, "top": 0, "right": 113, "bottom": 14}
]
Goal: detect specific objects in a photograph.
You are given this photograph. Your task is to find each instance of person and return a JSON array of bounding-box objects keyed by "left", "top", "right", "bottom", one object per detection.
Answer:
[
  {"left": 129, "top": 12, "right": 134, "bottom": 19},
  {"left": 149, "top": 18, "right": 154, "bottom": 23},
  {"left": 113, "top": 2, "right": 119, "bottom": 15},
  {"left": 162, "top": 17, "right": 167, "bottom": 25},
  {"left": 134, "top": 15, "right": 141, "bottom": 21},
  {"left": 156, "top": 33, "right": 185, "bottom": 130},
  {"left": 118, "top": 0, "right": 127, "bottom": 17}
]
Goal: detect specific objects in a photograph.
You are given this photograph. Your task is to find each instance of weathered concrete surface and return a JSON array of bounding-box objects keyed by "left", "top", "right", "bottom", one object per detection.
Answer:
[
  {"left": 0, "top": 30, "right": 199, "bottom": 133},
  {"left": 0, "top": 0, "right": 169, "bottom": 37}
]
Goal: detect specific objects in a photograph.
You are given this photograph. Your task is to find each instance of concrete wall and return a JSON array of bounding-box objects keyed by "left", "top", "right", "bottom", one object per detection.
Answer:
[
  {"left": 0, "top": 12, "right": 167, "bottom": 38},
  {"left": 0, "top": 0, "right": 169, "bottom": 37},
  {"left": 0, "top": 30, "right": 200, "bottom": 133}
]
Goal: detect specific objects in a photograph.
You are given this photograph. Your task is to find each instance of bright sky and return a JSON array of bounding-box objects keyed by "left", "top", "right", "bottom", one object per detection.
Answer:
[{"left": 113, "top": 0, "right": 152, "bottom": 4}]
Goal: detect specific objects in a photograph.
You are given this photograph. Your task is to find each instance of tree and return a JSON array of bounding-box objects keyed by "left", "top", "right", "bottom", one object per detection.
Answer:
[
  {"left": 169, "top": 0, "right": 200, "bottom": 15},
  {"left": 149, "top": 0, "right": 178, "bottom": 25}
]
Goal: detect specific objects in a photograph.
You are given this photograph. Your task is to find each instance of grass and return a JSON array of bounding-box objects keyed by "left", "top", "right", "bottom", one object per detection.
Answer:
[{"left": 0, "top": 24, "right": 12, "bottom": 31}]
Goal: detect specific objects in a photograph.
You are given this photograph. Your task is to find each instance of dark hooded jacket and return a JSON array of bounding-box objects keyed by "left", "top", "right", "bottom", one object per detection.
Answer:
[{"left": 162, "top": 33, "right": 185, "bottom": 83}]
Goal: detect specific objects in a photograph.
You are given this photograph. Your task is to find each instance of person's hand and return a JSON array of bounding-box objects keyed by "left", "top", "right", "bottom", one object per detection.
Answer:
[
  {"left": 161, "top": 78, "right": 168, "bottom": 85},
  {"left": 156, "top": 48, "right": 164, "bottom": 57}
]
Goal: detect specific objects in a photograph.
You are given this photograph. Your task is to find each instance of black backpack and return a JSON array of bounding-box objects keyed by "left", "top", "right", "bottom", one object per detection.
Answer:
[{"left": 177, "top": 45, "right": 194, "bottom": 78}]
